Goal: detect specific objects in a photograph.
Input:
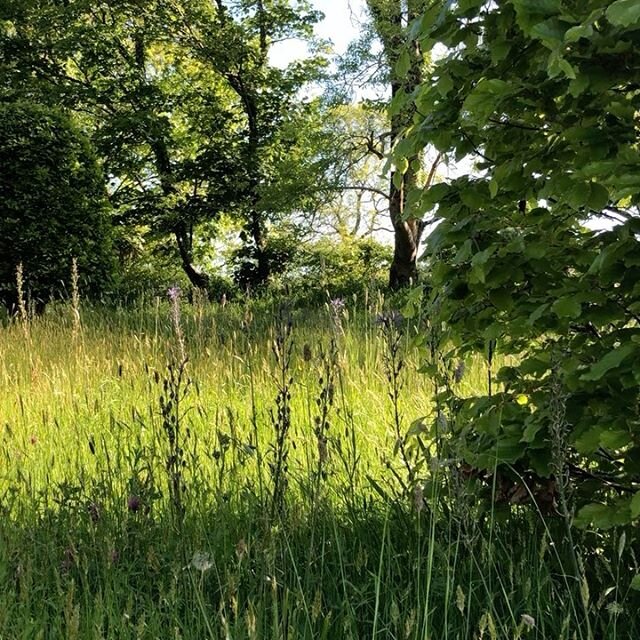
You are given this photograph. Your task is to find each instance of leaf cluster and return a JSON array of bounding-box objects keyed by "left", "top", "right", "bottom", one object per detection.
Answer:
[{"left": 403, "top": 0, "right": 640, "bottom": 528}]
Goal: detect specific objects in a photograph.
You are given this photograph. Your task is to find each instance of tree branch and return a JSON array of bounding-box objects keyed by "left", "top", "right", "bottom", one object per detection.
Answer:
[{"left": 335, "top": 185, "right": 390, "bottom": 200}]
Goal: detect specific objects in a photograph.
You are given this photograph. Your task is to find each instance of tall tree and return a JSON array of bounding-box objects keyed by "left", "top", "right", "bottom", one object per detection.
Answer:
[
  {"left": 1, "top": 0, "right": 230, "bottom": 288},
  {"left": 171, "top": 0, "right": 328, "bottom": 289},
  {"left": 1, "top": 0, "right": 328, "bottom": 291},
  {"left": 364, "top": 0, "right": 438, "bottom": 289},
  {"left": 0, "top": 101, "right": 114, "bottom": 308}
]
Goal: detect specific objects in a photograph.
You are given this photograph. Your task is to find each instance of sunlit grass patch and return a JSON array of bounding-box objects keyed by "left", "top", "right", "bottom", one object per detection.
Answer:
[{"left": 0, "top": 297, "right": 635, "bottom": 639}]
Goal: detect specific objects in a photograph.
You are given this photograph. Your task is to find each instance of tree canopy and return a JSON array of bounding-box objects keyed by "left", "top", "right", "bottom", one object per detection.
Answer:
[
  {"left": 1, "top": 0, "right": 340, "bottom": 294},
  {"left": 399, "top": 0, "right": 640, "bottom": 527}
]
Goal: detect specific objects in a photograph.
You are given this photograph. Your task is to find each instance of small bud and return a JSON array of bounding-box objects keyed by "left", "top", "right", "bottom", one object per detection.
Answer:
[
  {"left": 521, "top": 614, "right": 535, "bottom": 629},
  {"left": 318, "top": 436, "right": 328, "bottom": 464},
  {"left": 87, "top": 501, "right": 100, "bottom": 523},
  {"left": 236, "top": 538, "right": 247, "bottom": 560},
  {"left": 413, "top": 484, "right": 424, "bottom": 513}
]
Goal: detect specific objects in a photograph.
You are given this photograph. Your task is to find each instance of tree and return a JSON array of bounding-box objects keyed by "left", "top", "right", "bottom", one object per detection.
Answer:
[
  {"left": 0, "top": 101, "right": 114, "bottom": 308},
  {"left": 334, "top": 1, "right": 440, "bottom": 288},
  {"left": 1, "top": 0, "right": 228, "bottom": 288},
  {"left": 366, "top": 0, "right": 423, "bottom": 289},
  {"left": 1, "top": 0, "right": 329, "bottom": 292},
  {"left": 171, "top": 0, "right": 329, "bottom": 289},
  {"left": 319, "top": 103, "right": 394, "bottom": 240},
  {"left": 403, "top": 0, "right": 640, "bottom": 527}
]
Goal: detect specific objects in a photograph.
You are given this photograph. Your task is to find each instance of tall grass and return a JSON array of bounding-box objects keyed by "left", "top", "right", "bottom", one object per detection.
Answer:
[{"left": 0, "top": 295, "right": 636, "bottom": 639}]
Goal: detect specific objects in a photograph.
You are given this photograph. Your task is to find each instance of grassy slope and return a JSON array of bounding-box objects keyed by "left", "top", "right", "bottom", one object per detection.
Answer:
[{"left": 0, "top": 299, "right": 635, "bottom": 639}]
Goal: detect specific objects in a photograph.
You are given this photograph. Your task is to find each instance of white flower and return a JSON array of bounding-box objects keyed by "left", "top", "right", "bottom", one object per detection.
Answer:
[
  {"left": 521, "top": 614, "right": 535, "bottom": 629},
  {"left": 191, "top": 551, "right": 213, "bottom": 572}
]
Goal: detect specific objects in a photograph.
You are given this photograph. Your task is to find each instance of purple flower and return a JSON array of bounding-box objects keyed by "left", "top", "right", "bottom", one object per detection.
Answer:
[
  {"left": 127, "top": 495, "right": 141, "bottom": 513},
  {"left": 330, "top": 298, "right": 345, "bottom": 313},
  {"left": 454, "top": 361, "right": 466, "bottom": 383},
  {"left": 167, "top": 286, "right": 181, "bottom": 302}
]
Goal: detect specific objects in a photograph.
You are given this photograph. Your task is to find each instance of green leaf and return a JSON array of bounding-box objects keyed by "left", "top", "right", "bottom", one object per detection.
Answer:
[
  {"left": 551, "top": 296, "right": 581, "bottom": 319},
  {"left": 581, "top": 343, "right": 637, "bottom": 382},
  {"left": 471, "top": 247, "right": 495, "bottom": 268},
  {"left": 453, "top": 239, "right": 473, "bottom": 264},
  {"left": 567, "top": 181, "right": 588, "bottom": 208},
  {"left": 528, "top": 303, "right": 549, "bottom": 325},
  {"left": 437, "top": 73, "right": 454, "bottom": 96},
  {"left": 489, "top": 178, "right": 498, "bottom": 198},
  {"left": 587, "top": 183, "right": 609, "bottom": 211},
  {"left": 631, "top": 575, "right": 640, "bottom": 591},
  {"left": 483, "top": 323, "right": 504, "bottom": 340},
  {"left": 547, "top": 52, "right": 576, "bottom": 79},
  {"left": 606, "top": 0, "right": 640, "bottom": 27},
  {"left": 395, "top": 156, "right": 409, "bottom": 175},
  {"left": 459, "top": 0, "right": 486, "bottom": 10},
  {"left": 587, "top": 243, "right": 618, "bottom": 276},
  {"left": 531, "top": 18, "right": 566, "bottom": 47},
  {"left": 574, "top": 503, "right": 616, "bottom": 529},
  {"left": 568, "top": 74, "right": 590, "bottom": 97},
  {"left": 524, "top": 243, "right": 546, "bottom": 259},
  {"left": 462, "top": 79, "right": 514, "bottom": 123},
  {"left": 600, "top": 429, "right": 631, "bottom": 450},
  {"left": 494, "top": 437, "right": 525, "bottom": 463},
  {"left": 520, "top": 356, "right": 550, "bottom": 376},
  {"left": 490, "top": 40, "right": 511, "bottom": 64},
  {"left": 631, "top": 491, "right": 640, "bottom": 520},
  {"left": 574, "top": 427, "right": 602, "bottom": 454},
  {"left": 396, "top": 49, "right": 411, "bottom": 78},
  {"left": 470, "top": 263, "right": 486, "bottom": 284},
  {"left": 488, "top": 288, "right": 513, "bottom": 311},
  {"left": 565, "top": 23, "right": 593, "bottom": 43},
  {"left": 511, "top": 0, "right": 560, "bottom": 17},
  {"left": 522, "top": 419, "right": 543, "bottom": 443},
  {"left": 389, "top": 88, "right": 410, "bottom": 116},
  {"left": 460, "top": 186, "right": 485, "bottom": 209}
]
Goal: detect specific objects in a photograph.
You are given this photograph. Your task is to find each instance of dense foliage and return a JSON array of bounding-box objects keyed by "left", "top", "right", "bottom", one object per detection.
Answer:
[
  {"left": 0, "top": 101, "right": 114, "bottom": 308},
  {"left": 400, "top": 0, "right": 640, "bottom": 528},
  {"left": 0, "top": 0, "right": 339, "bottom": 294}
]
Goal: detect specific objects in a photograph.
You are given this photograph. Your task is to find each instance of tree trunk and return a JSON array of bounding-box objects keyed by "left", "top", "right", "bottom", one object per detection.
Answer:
[
  {"left": 249, "top": 209, "right": 270, "bottom": 289},
  {"left": 149, "top": 137, "right": 211, "bottom": 290},
  {"left": 389, "top": 178, "right": 422, "bottom": 289},
  {"left": 388, "top": 73, "right": 422, "bottom": 289},
  {"left": 175, "top": 222, "right": 210, "bottom": 290},
  {"left": 367, "top": 0, "right": 426, "bottom": 289},
  {"left": 135, "top": 32, "right": 211, "bottom": 289}
]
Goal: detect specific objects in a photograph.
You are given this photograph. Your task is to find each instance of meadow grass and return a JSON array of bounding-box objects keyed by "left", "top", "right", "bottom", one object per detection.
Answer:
[{"left": 0, "top": 296, "right": 636, "bottom": 639}]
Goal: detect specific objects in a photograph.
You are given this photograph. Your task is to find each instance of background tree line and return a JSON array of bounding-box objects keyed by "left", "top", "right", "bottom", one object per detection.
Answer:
[{"left": 0, "top": 0, "right": 437, "bottom": 308}]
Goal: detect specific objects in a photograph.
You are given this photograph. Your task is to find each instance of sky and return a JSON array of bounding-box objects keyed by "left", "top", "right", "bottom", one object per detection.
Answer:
[
  {"left": 269, "top": 0, "right": 367, "bottom": 67},
  {"left": 312, "top": 0, "right": 367, "bottom": 53}
]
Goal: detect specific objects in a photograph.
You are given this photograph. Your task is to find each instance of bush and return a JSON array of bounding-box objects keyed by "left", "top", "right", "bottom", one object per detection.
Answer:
[
  {"left": 275, "top": 236, "right": 391, "bottom": 305},
  {"left": 0, "top": 101, "right": 115, "bottom": 309},
  {"left": 405, "top": 0, "right": 640, "bottom": 530}
]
